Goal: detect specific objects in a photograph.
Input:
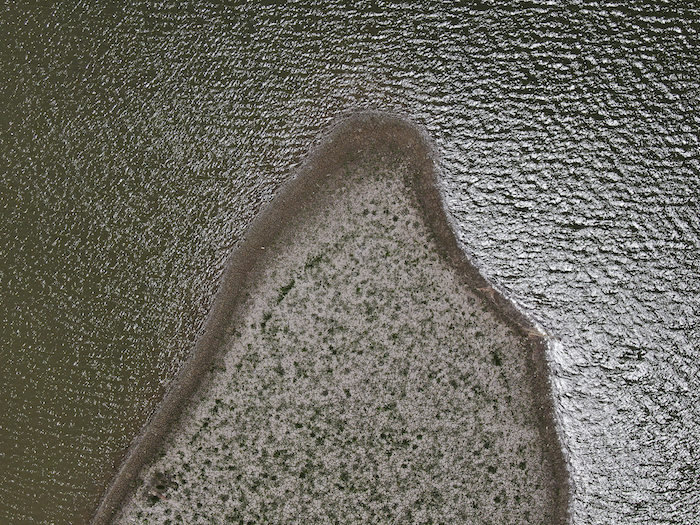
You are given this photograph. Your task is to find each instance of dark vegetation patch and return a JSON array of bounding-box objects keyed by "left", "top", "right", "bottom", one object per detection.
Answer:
[
  {"left": 260, "top": 311, "right": 272, "bottom": 332},
  {"left": 277, "top": 279, "right": 295, "bottom": 304},
  {"left": 491, "top": 350, "right": 502, "bottom": 366},
  {"left": 304, "top": 253, "right": 325, "bottom": 270}
]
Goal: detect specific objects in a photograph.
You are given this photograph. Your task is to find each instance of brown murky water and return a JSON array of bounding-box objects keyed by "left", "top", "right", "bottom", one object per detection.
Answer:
[{"left": 1, "top": 2, "right": 698, "bottom": 523}]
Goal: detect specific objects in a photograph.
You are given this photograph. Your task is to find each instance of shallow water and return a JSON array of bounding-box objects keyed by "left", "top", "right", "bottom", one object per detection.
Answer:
[{"left": 1, "top": 2, "right": 698, "bottom": 523}]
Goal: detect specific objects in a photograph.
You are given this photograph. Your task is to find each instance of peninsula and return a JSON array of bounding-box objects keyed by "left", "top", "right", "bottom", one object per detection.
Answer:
[{"left": 93, "top": 113, "right": 569, "bottom": 524}]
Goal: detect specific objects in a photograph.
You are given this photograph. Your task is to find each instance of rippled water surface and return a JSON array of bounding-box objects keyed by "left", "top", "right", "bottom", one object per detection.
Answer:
[{"left": 1, "top": 2, "right": 698, "bottom": 523}]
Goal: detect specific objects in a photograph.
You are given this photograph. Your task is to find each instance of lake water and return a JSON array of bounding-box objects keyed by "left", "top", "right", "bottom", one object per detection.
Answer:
[{"left": 1, "top": 2, "right": 698, "bottom": 523}]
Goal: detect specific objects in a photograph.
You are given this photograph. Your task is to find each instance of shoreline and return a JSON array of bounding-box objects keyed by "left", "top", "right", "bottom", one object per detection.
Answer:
[{"left": 91, "top": 112, "right": 570, "bottom": 524}]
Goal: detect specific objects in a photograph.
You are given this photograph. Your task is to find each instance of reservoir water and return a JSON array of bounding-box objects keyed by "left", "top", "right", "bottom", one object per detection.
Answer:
[{"left": 1, "top": 2, "right": 698, "bottom": 523}]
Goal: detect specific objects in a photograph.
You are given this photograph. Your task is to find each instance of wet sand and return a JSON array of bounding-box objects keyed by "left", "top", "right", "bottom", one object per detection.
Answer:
[{"left": 92, "top": 112, "right": 569, "bottom": 524}]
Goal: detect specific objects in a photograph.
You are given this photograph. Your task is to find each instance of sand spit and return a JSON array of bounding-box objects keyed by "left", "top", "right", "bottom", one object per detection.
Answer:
[{"left": 93, "top": 112, "right": 569, "bottom": 524}]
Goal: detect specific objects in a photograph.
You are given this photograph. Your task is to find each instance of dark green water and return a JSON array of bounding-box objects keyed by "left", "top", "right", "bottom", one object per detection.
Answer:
[{"left": 1, "top": 2, "right": 698, "bottom": 524}]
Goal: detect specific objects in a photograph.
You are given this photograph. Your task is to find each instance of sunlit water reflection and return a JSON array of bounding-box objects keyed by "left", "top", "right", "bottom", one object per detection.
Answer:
[{"left": 1, "top": 2, "right": 698, "bottom": 523}]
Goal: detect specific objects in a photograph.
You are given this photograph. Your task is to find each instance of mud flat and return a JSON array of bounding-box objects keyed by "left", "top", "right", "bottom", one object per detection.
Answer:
[{"left": 93, "top": 112, "right": 569, "bottom": 524}]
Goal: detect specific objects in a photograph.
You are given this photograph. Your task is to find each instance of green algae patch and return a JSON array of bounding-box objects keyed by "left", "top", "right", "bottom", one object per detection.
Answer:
[{"left": 98, "top": 113, "right": 568, "bottom": 524}]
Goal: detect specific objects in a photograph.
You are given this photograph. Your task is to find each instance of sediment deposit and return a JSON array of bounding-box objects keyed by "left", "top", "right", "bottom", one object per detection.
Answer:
[{"left": 96, "top": 113, "right": 569, "bottom": 524}]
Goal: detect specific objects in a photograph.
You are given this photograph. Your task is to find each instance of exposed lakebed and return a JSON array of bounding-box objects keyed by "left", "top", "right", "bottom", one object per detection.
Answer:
[{"left": 111, "top": 114, "right": 568, "bottom": 524}]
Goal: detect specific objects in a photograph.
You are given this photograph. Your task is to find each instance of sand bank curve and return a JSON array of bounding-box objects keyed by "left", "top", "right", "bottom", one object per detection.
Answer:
[{"left": 92, "top": 112, "right": 570, "bottom": 524}]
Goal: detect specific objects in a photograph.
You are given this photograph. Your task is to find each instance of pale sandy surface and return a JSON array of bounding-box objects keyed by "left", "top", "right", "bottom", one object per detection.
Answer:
[{"left": 116, "top": 150, "right": 561, "bottom": 523}]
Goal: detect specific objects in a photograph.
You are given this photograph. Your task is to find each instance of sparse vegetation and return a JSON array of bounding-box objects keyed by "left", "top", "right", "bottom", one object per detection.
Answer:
[
  {"left": 276, "top": 279, "right": 296, "bottom": 303},
  {"left": 117, "top": 144, "right": 556, "bottom": 524}
]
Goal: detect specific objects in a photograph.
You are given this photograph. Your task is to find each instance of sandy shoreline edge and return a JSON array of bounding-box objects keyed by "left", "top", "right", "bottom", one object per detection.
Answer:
[{"left": 91, "top": 112, "right": 570, "bottom": 524}]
